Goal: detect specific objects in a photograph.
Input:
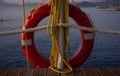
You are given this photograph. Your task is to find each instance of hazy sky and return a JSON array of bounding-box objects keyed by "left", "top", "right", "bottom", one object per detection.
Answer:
[{"left": 4, "top": 0, "right": 98, "bottom": 4}]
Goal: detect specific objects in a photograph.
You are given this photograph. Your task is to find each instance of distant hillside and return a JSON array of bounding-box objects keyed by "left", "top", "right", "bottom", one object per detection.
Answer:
[
  {"left": 0, "top": 0, "right": 20, "bottom": 7},
  {"left": 24, "top": 2, "right": 38, "bottom": 7},
  {"left": 27, "top": 1, "right": 95, "bottom": 7},
  {"left": 94, "top": 0, "right": 120, "bottom": 6},
  {"left": 0, "top": 0, "right": 120, "bottom": 7},
  {"left": 0, "top": 0, "right": 8, "bottom": 7},
  {"left": 0, "top": 0, "right": 40, "bottom": 7},
  {"left": 77, "top": 0, "right": 120, "bottom": 7},
  {"left": 77, "top": 1, "right": 95, "bottom": 7}
]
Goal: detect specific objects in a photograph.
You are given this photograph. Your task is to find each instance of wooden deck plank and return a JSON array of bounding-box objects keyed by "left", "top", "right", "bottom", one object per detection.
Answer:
[
  {"left": 109, "top": 68, "right": 120, "bottom": 76},
  {"left": 0, "top": 68, "right": 119, "bottom": 76},
  {"left": 6, "top": 68, "right": 21, "bottom": 76},
  {"left": 33, "top": 68, "right": 46, "bottom": 76},
  {"left": 74, "top": 68, "right": 87, "bottom": 76},
  {"left": 19, "top": 68, "right": 34, "bottom": 76},
  {"left": 47, "top": 68, "right": 60, "bottom": 76},
  {"left": 97, "top": 68, "right": 116, "bottom": 76},
  {"left": 85, "top": 68, "right": 100, "bottom": 76},
  {"left": 61, "top": 71, "right": 74, "bottom": 76},
  {"left": 0, "top": 68, "right": 9, "bottom": 76}
]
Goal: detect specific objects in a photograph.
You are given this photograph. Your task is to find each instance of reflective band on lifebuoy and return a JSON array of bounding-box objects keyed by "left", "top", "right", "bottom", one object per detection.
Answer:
[
  {"left": 21, "top": 4, "right": 94, "bottom": 68},
  {"left": 84, "top": 33, "right": 94, "bottom": 40},
  {"left": 21, "top": 39, "right": 32, "bottom": 46}
]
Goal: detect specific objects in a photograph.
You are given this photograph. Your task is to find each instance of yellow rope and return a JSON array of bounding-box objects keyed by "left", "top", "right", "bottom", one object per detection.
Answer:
[
  {"left": 29, "top": 0, "right": 44, "bottom": 15},
  {"left": 22, "top": 0, "right": 26, "bottom": 24},
  {"left": 71, "top": 0, "right": 79, "bottom": 8},
  {"left": 48, "top": 0, "right": 73, "bottom": 73},
  {"left": 22, "top": 0, "right": 30, "bottom": 68},
  {"left": 22, "top": 0, "right": 45, "bottom": 68}
]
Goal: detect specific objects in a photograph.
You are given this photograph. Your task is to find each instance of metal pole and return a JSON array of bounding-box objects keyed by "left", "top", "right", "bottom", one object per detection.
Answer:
[{"left": 57, "top": 0, "right": 66, "bottom": 70}]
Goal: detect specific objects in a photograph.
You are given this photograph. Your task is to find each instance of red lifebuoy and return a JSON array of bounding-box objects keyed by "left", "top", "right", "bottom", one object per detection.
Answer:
[{"left": 21, "top": 4, "right": 94, "bottom": 68}]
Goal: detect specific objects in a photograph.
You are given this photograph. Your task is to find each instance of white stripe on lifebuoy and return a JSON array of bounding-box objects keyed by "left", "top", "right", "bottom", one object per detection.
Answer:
[
  {"left": 21, "top": 39, "right": 32, "bottom": 46},
  {"left": 84, "top": 33, "right": 94, "bottom": 40}
]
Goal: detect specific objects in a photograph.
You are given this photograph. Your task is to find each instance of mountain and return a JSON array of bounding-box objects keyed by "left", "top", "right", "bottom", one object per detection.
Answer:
[
  {"left": 24, "top": 2, "right": 38, "bottom": 7},
  {"left": 77, "top": 1, "right": 95, "bottom": 7},
  {"left": 77, "top": 0, "right": 120, "bottom": 7},
  {"left": 0, "top": 0, "right": 120, "bottom": 7},
  {"left": 0, "top": 0, "right": 20, "bottom": 7},
  {"left": 0, "top": 0, "right": 7, "bottom": 7},
  {"left": 0, "top": 0, "right": 38, "bottom": 7},
  {"left": 94, "top": 0, "right": 120, "bottom": 6},
  {"left": 26, "top": 1, "right": 95, "bottom": 7}
]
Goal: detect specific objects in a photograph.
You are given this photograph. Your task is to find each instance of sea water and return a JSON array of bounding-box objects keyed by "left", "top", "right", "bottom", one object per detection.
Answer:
[{"left": 0, "top": 6, "right": 120, "bottom": 68}]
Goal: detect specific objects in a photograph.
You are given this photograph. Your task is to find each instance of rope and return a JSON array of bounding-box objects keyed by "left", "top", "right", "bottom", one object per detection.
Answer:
[
  {"left": 71, "top": 0, "right": 80, "bottom": 8},
  {"left": 64, "top": 24, "right": 120, "bottom": 35},
  {"left": 22, "top": 0, "right": 30, "bottom": 68},
  {"left": 21, "top": 0, "right": 45, "bottom": 69},
  {"left": 48, "top": 0, "right": 72, "bottom": 73},
  {"left": 0, "top": 24, "right": 120, "bottom": 36},
  {"left": 0, "top": 25, "right": 47, "bottom": 36},
  {"left": 29, "top": 0, "right": 44, "bottom": 15}
]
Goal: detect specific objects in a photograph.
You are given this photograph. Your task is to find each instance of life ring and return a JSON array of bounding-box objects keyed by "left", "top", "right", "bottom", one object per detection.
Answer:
[{"left": 21, "top": 4, "right": 94, "bottom": 68}]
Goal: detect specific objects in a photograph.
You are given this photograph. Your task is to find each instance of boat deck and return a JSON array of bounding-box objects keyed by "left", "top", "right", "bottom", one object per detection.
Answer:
[{"left": 0, "top": 68, "right": 120, "bottom": 76}]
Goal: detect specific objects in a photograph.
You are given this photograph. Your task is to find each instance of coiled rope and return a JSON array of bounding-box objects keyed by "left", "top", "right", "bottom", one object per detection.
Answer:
[{"left": 48, "top": 0, "right": 72, "bottom": 73}]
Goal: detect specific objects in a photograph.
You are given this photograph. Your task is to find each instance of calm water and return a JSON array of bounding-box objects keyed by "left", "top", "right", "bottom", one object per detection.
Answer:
[{"left": 0, "top": 6, "right": 120, "bottom": 68}]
